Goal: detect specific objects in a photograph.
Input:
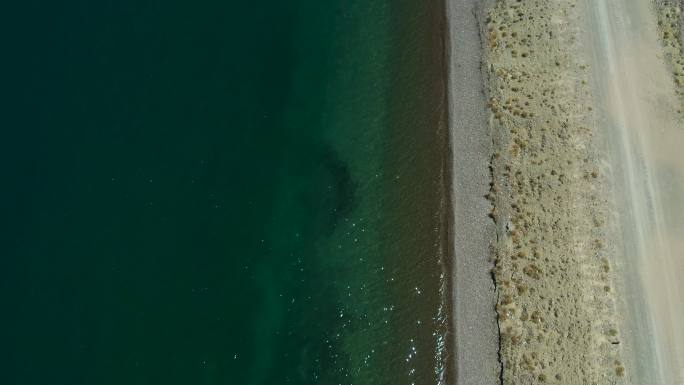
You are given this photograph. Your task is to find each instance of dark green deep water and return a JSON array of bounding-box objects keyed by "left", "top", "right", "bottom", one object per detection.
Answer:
[{"left": 2, "top": 1, "right": 450, "bottom": 384}]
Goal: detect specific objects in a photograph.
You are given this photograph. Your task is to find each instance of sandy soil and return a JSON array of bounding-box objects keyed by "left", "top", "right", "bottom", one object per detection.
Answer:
[{"left": 479, "top": 0, "right": 628, "bottom": 383}]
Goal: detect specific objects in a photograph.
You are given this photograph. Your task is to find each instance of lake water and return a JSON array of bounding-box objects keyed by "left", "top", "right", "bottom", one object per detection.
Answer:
[{"left": 1, "top": 1, "right": 449, "bottom": 384}]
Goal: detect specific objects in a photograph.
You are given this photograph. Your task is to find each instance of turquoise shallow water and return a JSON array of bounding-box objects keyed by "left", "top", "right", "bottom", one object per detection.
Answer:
[{"left": 2, "top": 1, "right": 449, "bottom": 384}]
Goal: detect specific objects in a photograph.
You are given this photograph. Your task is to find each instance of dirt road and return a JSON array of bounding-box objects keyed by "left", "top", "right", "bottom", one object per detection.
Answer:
[{"left": 584, "top": 0, "right": 684, "bottom": 383}]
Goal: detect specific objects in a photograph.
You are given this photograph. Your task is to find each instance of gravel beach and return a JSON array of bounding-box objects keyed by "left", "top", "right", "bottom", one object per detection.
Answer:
[{"left": 446, "top": 0, "right": 500, "bottom": 383}]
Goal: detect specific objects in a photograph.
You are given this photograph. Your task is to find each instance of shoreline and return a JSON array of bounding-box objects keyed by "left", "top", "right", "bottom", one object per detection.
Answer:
[{"left": 376, "top": 0, "right": 469, "bottom": 383}]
